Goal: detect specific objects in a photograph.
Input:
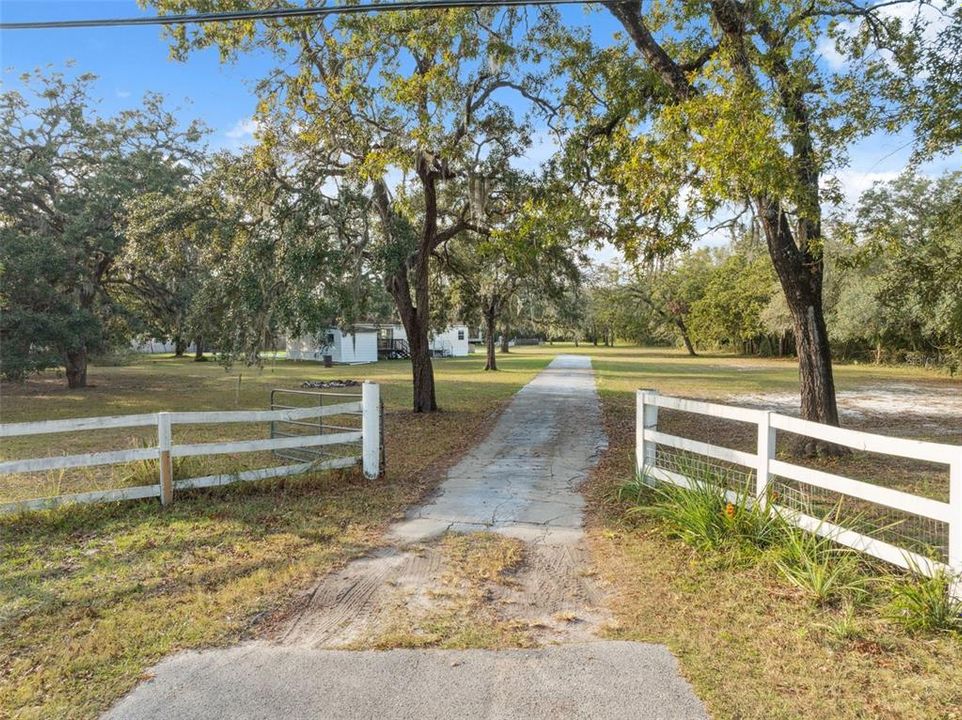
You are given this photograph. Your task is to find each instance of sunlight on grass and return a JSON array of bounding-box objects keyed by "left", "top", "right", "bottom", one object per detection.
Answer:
[
  {"left": 0, "top": 353, "right": 548, "bottom": 719},
  {"left": 1, "top": 346, "right": 959, "bottom": 719},
  {"left": 587, "top": 378, "right": 962, "bottom": 720}
]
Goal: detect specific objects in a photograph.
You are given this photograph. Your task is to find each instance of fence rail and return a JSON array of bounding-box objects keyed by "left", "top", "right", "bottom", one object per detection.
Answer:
[
  {"left": 0, "top": 383, "right": 381, "bottom": 515},
  {"left": 636, "top": 390, "right": 962, "bottom": 596}
]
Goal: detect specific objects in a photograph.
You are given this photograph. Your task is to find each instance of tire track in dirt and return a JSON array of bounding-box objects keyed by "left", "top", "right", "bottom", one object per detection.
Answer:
[{"left": 276, "top": 355, "right": 611, "bottom": 649}]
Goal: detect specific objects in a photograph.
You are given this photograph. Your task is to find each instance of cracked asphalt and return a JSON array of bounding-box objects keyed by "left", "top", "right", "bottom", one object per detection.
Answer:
[{"left": 102, "top": 355, "right": 709, "bottom": 720}]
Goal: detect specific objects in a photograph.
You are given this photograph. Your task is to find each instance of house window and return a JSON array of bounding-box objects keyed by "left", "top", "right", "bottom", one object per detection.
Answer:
[
  {"left": 457, "top": 329, "right": 465, "bottom": 341},
  {"left": 326, "top": 332, "right": 336, "bottom": 344}
]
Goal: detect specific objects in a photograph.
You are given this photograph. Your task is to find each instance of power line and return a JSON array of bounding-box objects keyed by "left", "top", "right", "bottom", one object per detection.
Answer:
[{"left": 0, "top": 0, "right": 613, "bottom": 31}]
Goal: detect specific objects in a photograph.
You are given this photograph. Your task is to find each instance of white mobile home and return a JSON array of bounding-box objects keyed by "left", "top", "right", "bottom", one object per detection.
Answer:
[
  {"left": 286, "top": 327, "right": 378, "bottom": 364},
  {"left": 131, "top": 338, "right": 197, "bottom": 354},
  {"left": 386, "top": 323, "right": 470, "bottom": 357}
]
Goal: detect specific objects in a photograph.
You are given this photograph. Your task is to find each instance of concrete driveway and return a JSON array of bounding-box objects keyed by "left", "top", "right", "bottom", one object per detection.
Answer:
[{"left": 102, "top": 355, "right": 708, "bottom": 719}]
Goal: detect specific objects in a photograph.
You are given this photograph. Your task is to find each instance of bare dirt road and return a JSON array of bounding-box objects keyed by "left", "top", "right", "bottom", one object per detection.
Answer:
[{"left": 104, "top": 356, "right": 707, "bottom": 720}]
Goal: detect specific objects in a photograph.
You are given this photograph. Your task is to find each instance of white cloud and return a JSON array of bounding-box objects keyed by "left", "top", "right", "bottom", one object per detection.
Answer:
[
  {"left": 829, "top": 169, "right": 902, "bottom": 206},
  {"left": 817, "top": 30, "right": 851, "bottom": 71},
  {"left": 225, "top": 118, "right": 259, "bottom": 140},
  {"left": 817, "top": 2, "right": 950, "bottom": 71},
  {"left": 115, "top": 89, "right": 132, "bottom": 99}
]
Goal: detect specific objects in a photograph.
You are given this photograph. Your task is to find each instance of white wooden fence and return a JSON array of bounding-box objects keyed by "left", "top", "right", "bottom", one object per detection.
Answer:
[
  {"left": 636, "top": 390, "right": 962, "bottom": 595},
  {"left": 0, "top": 382, "right": 381, "bottom": 515}
]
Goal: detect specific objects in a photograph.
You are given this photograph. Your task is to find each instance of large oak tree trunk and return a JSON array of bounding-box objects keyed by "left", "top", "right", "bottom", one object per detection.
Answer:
[
  {"left": 759, "top": 199, "right": 841, "bottom": 434},
  {"left": 174, "top": 336, "right": 187, "bottom": 357},
  {"left": 499, "top": 324, "right": 510, "bottom": 354},
  {"left": 408, "top": 329, "right": 437, "bottom": 412},
  {"left": 391, "top": 286, "right": 438, "bottom": 413},
  {"left": 194, "top": 337, "right": 205, "bottom": 361},
  {"left": 65, "top": 346, "right": 88, "bottom": 389},
  {"left": 374, "top": 176, "right": 440, "bottom": 413},
  {"left": 793, "top": 302, "right": 839, "bottom": 426}
]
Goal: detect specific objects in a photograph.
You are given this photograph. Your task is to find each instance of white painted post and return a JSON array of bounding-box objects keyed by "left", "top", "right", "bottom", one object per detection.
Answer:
[
  {"left": 637, "top": 389, "right": 658, "bottom": 482},
  {"left": 362, "top": 382, "right": 381, "bottom": 480},
  {"left": 157, "top": 412, "right": 173, "bottom": 506},
  {"left": 949, "top": 453, "right": 962, "bottom": 600},
  {"left": 635, "top": 390, "right": 644, "bottom": 479},
  {"left": 756, "top": 411, "right": 775, "bottom": 508}
]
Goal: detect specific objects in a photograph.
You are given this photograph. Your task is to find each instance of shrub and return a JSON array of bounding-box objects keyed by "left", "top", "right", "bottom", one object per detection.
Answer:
[
  {"left": 886, "top": 563, "right": 962, "bottom": 633},
  {"left": 621, "top": 461, "right": 782, "bottom": 554},
  {"left": 772, "top": 517, "right": 867, "bottom": 605}
]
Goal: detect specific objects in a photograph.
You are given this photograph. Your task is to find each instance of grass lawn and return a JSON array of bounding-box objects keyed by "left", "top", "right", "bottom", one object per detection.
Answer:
[
  {"left": 527, "top": 344, "right": 962, "bottom": 720},
  {"left": 2, "top": 345, "right": 960, "bottom": 719},
  {"left": 0, "top": 352, "right": 549, "bottom": 719}
]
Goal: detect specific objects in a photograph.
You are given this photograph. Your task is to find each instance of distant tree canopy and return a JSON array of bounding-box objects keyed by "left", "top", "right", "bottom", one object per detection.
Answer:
[
  {"left": 577, "top": 170, "right": 961, "bottom": 373},
  {"left": 125, "top": 146, "right": 393, "bottom": 368},
  {"left": 0, "top": 71, "right": 203, "bottom": 387},
  {"left": 438, "top": 171, "right": 590, "bottom": 370},
  {"left": 2, "top": 2, "right": 959, "bottom": 412},
  {"left": 835, "top": 170, "right": 962, "bottom": 370}
]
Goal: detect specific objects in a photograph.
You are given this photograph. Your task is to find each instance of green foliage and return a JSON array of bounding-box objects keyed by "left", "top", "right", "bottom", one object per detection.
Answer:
[
  {"left": 598, "top": 241, "right": 782, "bottom": 354},
  {"left": 0, "top": 69, "right": 203, "bottom": 384},
  {"left": 832, "top": 170, "right": 962, "bottom": 370},
  {"left": 586, "top": 168, "right": 961, "bottom": 368},
  {"left": 578, "top": 265, "right": 656, "bottom": 346},
  {"left": 625, "top": 462, "right": 781, "bottom": 555},
  {"left": 147, "top": 1, "right": 559, "bottom": 407},
  {"left": 621, "top": 469, "right": 869, "bottom": 606},
  {"left": 886, "top": 564, "right": 962, "bottom": 633},
  {"left": 686, "top": 249, "right": 777, "bottom": 351},
  {"left": 543, "top": 0, "right": 950, "bottom": 259},
  {"left": 439, "top": 171, "right": 588, "bottom": 363},
  {"left": 773, "top": 519, "right": 868, "bottom": 606},
  {"left": 125, "top": 150, "right": 391, "bottom": 367}
]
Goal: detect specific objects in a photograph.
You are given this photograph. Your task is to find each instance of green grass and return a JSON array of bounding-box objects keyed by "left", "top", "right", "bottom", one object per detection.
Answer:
[
  {"left": 622, "top": 471, "right": 782, "bottom": 557},
  {"left": 772, "top": 514, "right": 870, "bottom": 606},
  {"left": 0, "top": 353, "right": 550, "bottom": 503},
  {"left": 577, "top": 346, "right": 962, "bottom": 720},
  {"left": 0, "top": 352, "right": 549, "bottom": 719},
  {"left": 886, "top": 562, "right": 962, "bottom": 633},
  {"left": 2, "top": 344, "right": 960, "bottom": 719}
]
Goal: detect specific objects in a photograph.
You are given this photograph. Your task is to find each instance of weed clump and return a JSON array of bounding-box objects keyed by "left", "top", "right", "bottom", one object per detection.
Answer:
[
  {"left": 886, "top": 562, "right": 962, "bottom": 633},
  {"left": 619, "top": 464, "right": 962, "bottom": 632}
]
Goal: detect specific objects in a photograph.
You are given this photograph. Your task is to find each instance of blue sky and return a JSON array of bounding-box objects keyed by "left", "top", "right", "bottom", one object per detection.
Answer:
[
  {"left": 1, "top": 1, "right": 278, "bottom": 150},
  {"left": 1, "top": 1, "right": 954, "bottom": 226},
  {"left": 0, "top": 1, "right": 622, "bottom": 151}
]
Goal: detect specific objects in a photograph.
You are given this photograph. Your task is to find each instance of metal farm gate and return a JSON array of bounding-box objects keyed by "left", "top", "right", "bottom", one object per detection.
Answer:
[{"left": 269, "top": 388, "right": 384, "bottom": 474}]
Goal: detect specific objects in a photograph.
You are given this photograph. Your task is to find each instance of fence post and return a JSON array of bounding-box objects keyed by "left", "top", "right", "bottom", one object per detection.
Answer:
[
  {"left": 637, "top": 389, "right": 658, "bottom": 483},
  {"left": 756, "top": 411, "right": 775, "bottom": 509},
  {"left": 157, "top": 412, "right": 173, "bottom": 506},
  {"left": 362, "top": 382, "right": 381, "bottom": 480},
  {"left": 950, "top": 453, "right": 962, "bottom": 600}
]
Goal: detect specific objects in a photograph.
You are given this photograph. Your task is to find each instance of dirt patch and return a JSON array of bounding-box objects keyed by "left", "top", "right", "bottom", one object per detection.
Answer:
[
  {"left": 275, "top": 532, "right": 610, "bottom": 649},
  {"left": 730, "top": 383, "right": 962, "bottom": 439},
  {"left": 273, "top": 358, "right": 613, "bottom": 651}
]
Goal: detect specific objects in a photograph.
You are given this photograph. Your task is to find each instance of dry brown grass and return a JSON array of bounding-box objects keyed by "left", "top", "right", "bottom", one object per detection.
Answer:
[
  {"left": 586, "top": 391, "right": 962, "bottom": 720},
  {"left": 0, "top": 355, "right": 549, "bottom": 720}
]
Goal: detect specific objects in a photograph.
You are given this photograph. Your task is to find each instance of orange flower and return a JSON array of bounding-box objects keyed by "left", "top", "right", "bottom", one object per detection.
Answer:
[{"left": 724, "top": 502, "right": 736, "bottom": 520}]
